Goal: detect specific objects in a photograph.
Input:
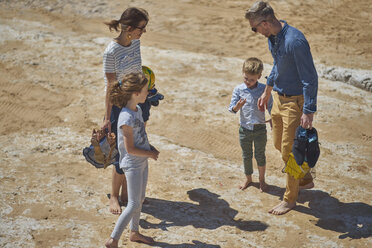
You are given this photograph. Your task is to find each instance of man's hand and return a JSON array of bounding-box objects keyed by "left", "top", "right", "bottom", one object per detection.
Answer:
[
  {"left": 257, "top": 93, "right": 270, "bottom": 112},
  {"left": 257, "top": 85, "right": 272, "bottom": 112},
  {"left": 301, "top": 113, "right": 314, "bottom": 129}
]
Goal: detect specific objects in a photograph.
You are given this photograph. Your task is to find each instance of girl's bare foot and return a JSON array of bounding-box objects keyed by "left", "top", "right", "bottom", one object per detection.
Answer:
[
  {"left": 105, "top": 238, "right": 118, "bottom": 248},
  {"left": 109, "top": 196, "right": 122, "bottom": 215},
  {"left": 130, "top": 231, "right": 155, "bottom": 244},
  {"left": 268, "top": 201, "right": 295, "bottom": 215}
]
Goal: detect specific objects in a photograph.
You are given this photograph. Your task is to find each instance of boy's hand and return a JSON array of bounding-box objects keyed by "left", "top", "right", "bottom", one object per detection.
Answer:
[{"left": 234, "top": 98, "right": 247, "bottom": 112}]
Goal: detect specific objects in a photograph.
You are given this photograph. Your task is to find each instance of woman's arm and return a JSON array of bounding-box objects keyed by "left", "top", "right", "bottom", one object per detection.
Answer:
[
  {"left": 102, "top": 72, "right": 117, "bottom": 132},
  {"left": 121, "top": 125, "right": 159, "bottom": 160}
]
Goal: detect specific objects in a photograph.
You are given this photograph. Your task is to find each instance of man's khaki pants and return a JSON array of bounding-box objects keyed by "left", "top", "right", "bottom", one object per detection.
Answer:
[{"left": 271, "top": 92, "right": 305, "bottom": 203}]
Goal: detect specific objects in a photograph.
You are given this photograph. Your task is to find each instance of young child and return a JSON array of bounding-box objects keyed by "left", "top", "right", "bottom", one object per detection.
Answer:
[
  {"left": 105, "top": 72, "right": 159, "bottom": 247},
  {"left": 229, "top": 57, "right": 272, "bottom": 192}
]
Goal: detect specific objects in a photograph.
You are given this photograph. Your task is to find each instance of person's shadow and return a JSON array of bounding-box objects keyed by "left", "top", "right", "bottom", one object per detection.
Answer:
[
  {"left": 140, "top": 188, "right": 268, "bottom": 246},
  {"left": 294, "top": 189, "right": 372, "bottom": 239},
  {"left": 151, "top": 240, "right": 220, "bottom": 248},
  {"left": 245, "top": 181, "right": 371, "bottom": 239}
]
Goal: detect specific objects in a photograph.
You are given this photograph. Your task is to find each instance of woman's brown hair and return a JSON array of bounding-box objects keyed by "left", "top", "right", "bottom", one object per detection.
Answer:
[{"left": 105, "top": 7, "right": 149, "bottom": 32}]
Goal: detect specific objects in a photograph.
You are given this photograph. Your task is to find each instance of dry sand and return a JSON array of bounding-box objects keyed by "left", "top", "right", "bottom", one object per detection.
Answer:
[{"left": 0, "top": 0, "right": 371, "bottom": 247}]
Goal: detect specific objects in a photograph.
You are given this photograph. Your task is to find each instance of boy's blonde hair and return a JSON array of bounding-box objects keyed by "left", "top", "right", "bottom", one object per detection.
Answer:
[
  {"left": 242, "top": 57, "right": 263, "bottom": 75},
  {"left": 109, "top": 72, "right": 148, "bottom": 108}
]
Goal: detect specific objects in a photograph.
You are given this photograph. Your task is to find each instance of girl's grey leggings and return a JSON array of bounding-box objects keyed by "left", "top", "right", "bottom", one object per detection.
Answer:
[{"left": 111, "top": 161, "right": 148, "bottom": 240}]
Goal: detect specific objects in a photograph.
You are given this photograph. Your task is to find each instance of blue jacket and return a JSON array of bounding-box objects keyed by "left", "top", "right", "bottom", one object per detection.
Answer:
[{"left": 267, "top": 20, "right": 318, "bottom": 114}]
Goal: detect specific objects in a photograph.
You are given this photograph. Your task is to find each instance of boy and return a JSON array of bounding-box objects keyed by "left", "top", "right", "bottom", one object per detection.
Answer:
[{"left": 229, "top": 57, "right": 272, "bottom": 192}]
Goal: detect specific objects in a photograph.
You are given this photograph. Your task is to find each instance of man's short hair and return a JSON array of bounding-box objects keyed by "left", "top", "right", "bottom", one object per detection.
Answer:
[
  {"left": 245, "top": 1, "right": 275, "bottom": 22},
  {"left": 243, "top": 57, "right": 263, "bottom": 75}
]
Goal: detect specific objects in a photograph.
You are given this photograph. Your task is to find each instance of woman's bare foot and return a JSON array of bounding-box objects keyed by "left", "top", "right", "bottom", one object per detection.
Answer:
[
  {"left": 129, "top": 231, "right": 154, "bottom": 244},
  {"left": 259, "top": 180, "right": 268, "bottom": 192},
  {"left": 299, "top": 181, "right": 314, "bottom": 190},
  {"left": 268, "top": 201, "right": 295, "bottom": 215},
  {"left": 109, "top": 196, "right": 122, "bottom": 215},
  {"left": 105, "top": 238, "right": 118, "bottom": 248},
  {"left": 239, "top": 175, "right": 252, "bottom": 190}
]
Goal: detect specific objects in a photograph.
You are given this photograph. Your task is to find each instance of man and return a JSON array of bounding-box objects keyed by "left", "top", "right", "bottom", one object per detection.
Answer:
[{"left": 245, "top": 1, "right": 318, "bottom": 215}]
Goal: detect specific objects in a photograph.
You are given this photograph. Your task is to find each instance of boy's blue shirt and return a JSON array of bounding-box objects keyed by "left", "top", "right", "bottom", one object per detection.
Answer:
[
  {"left": 267, "top": 20, "right": 318, "bottom": 114},
  {"left": 229, "top": 82, "right": 273, "bottom": 130}
]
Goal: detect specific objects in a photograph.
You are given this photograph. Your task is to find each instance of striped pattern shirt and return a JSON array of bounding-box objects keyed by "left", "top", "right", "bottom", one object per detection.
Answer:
[{"left": 103, "top": 39, "right": 142, "bottom": 90}]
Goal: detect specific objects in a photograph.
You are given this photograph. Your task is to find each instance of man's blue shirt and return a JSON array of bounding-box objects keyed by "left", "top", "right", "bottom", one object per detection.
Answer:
[
  {"left": 229, "top": 82, "right": 272, "bottom": 130},
  {"left": 267, "top": 20, "right": 318, "bottom": 114}
]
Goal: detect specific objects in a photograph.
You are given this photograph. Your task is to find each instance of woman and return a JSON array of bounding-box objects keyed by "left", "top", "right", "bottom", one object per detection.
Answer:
[{"left": 102, "top": 7, "right": 151, "bottom": 215}]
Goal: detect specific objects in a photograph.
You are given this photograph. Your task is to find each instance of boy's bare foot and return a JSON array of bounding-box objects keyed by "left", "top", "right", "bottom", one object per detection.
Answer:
[
  {"left": 239, "top": 179, "right": 252, "bottom": 190},
  {"left": 268, "top": 201, "right": 295, "bottom": 215},
  {"left": 105, "top": 238, "right": 118, "bottom": 248},
  {"left": 299, "top": 181, "right": 314, "bottom": 190},
  {"left": 130, "top": 231, "right": 154, "bottom": 244},
  {"left": 109, "top": 196, "right": 122, "bottom": 215},
  {"left": 259, "top": 180, "right": 268, "bottom": 192}
]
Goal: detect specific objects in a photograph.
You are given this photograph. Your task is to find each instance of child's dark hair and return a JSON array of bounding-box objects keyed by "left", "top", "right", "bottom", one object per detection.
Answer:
[
  {"left": 242, "top": 57, "right": 263, "bottom": 75},
  {"left": 109, "top": 72, "right": 148, "bottom": 108},
  {"left": 105, "top": 7, "right": 149, "bottom": 32}
]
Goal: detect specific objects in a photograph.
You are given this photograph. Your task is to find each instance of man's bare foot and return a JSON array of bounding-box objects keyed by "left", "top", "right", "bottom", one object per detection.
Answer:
[
  {"left": 109, "top": 196, "right": 122, "bottom": 215},
  {"left": 299, "top": 181, "right": 314, "bottom": 190},
  {"left": 105, "top": 238, "right": 118, "bottom": 248},
  {"left": 129, "top": 231, "right": 154, "bottom": 244},
  {"left": 259, "top": 180, "right": 268, "bottom": 192},
  {"left": 268, "top": 201, "right": 296, "bottom": 215}
]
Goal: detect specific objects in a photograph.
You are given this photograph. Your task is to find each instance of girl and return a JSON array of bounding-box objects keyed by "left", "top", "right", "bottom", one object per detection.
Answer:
[
  {"left": 102, "top": 7, "right": 151, "bottom": 215},
  {"left": 105, "top": 72, "right": 159, "bottom": 247}
]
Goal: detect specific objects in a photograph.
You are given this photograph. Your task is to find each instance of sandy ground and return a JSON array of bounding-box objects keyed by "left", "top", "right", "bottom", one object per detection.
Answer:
[{"left": 0, "top": 0, "right": 371, "bottom": 247}]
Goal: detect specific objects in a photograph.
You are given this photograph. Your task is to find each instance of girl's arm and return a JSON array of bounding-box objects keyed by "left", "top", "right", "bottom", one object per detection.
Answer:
[
  {"left": 102, "top": 72, "right": 117, "bottom": 133},
  {"left": 121, "top": 125, "right": 159, "bottom": 160}
]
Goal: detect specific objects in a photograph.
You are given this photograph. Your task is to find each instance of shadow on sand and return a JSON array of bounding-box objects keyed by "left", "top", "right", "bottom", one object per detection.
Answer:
[
  {"left": 140, "top": 188, "right": 268, "bottom": 247},
  {"left": 150, "top": 240, "right": 221, "bottom": 248},
  {"left": 246, "top": 182, "right": 371, "bottom": 239},
  {"left": 295, "top": 189, "right": 372, "bottom": 239}
]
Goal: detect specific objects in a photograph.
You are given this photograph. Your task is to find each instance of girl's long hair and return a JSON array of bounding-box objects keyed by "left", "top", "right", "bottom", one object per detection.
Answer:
[
  {"left": 109, "top": 72, "right": 148, "bottom": 108},
  {"left": 105, "top": 7, "right": 149, "bottom": 32}
]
